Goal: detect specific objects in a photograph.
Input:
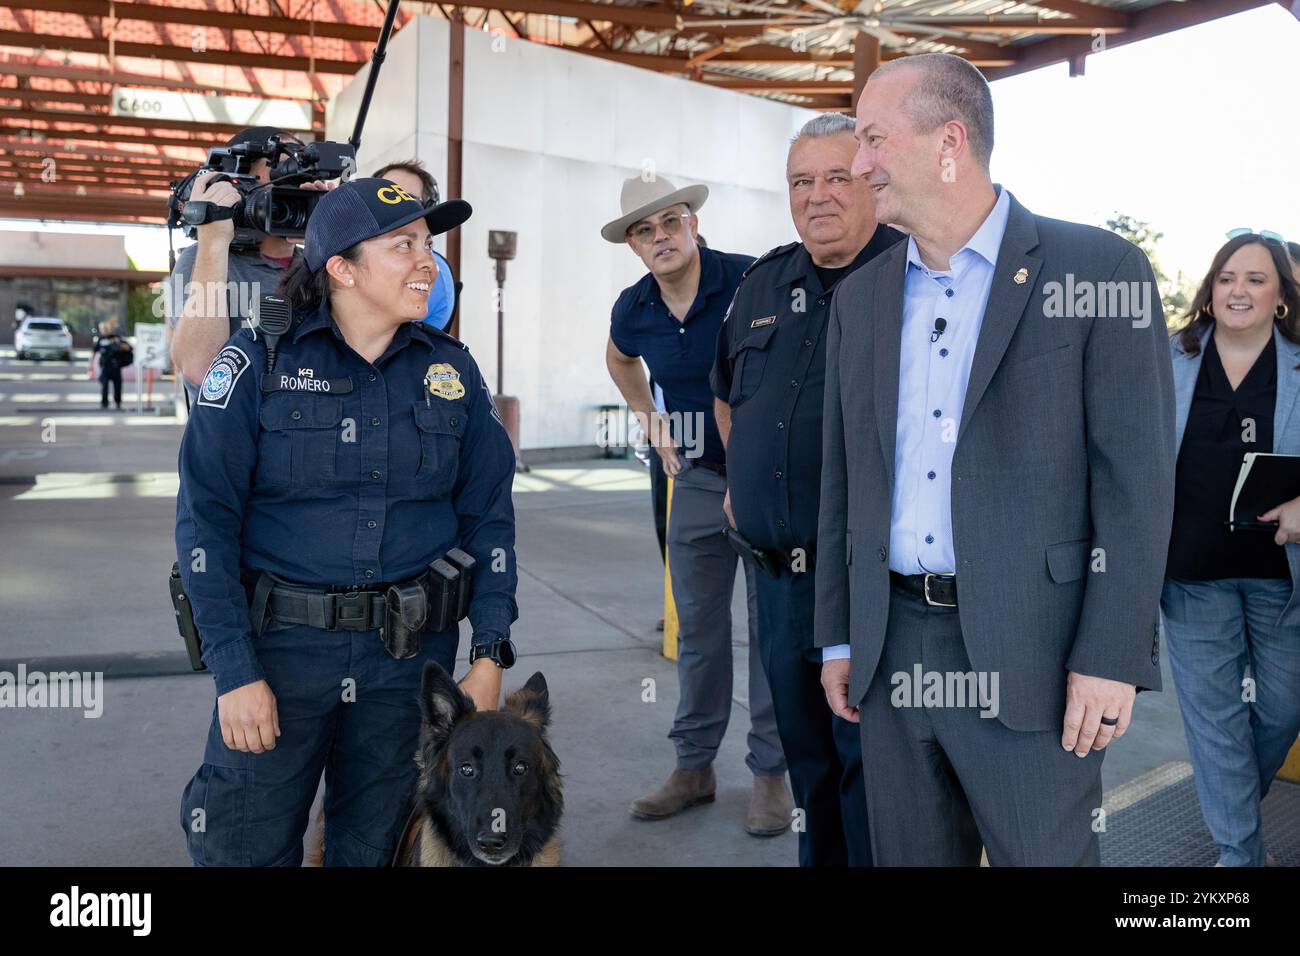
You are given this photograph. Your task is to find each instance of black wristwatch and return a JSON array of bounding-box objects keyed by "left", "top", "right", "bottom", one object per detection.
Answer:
[{"left": 469, "top": 637, "right": 516, "bottom": 669}]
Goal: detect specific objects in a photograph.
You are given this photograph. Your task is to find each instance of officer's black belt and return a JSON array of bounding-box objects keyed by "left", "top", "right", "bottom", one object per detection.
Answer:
[
  {"left": 889, "top": 571, "right": 958, "bottom": 608},
  {"left": 266, "top": 583, "right": 387, "bottom": 631},
  {"left": 693, "top": 460, "right": 726, "bottom": 477}
]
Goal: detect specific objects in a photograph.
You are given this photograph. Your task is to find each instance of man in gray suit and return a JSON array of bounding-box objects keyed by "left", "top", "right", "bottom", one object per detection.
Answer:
[{"left": 816, "top": 53, "right": 1175, "bottom": 865}]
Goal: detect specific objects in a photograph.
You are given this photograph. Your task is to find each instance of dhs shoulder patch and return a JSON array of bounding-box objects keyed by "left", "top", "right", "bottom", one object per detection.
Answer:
[{"left": 197, "top": 345, "right": 251, "bottom": 409}]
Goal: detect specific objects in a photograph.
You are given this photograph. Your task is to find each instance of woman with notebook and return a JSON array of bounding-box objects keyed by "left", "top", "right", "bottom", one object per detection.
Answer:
[{"left": 1164, "top": 231, "right": 1300, "bottom": 866}]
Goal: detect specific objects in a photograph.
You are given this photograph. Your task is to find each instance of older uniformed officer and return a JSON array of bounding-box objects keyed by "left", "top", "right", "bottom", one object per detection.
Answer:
[
  {"left": 176, "top": 178, "right": 518, "bottom": 866},
  {"left": 604, "top": 175, "right": 793, "bottom": 834},
  {"left": 712, "top": 113, "right": 903, "bottom": 866}
]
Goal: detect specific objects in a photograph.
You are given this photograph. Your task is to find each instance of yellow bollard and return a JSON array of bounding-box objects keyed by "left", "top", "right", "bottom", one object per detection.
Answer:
[
  {"left": 662, "top": 476, "right": 679, "bottom": 661},
  {"left": 1278, "top": 738, "right": 1300, "bottom": 784}
]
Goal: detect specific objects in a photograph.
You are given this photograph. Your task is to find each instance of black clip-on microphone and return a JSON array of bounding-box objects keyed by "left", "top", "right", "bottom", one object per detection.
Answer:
[{"left": 930, "top": 317, "right": 947, "bottom": 343}]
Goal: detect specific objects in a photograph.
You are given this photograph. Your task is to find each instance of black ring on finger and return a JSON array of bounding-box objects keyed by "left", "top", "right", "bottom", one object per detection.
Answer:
[{"left": 1100, "top": 715, "right": 1119, "bottom": 726}]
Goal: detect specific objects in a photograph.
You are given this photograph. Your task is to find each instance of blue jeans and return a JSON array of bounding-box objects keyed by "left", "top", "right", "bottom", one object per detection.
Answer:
[
  {"left": 180, "top": 622, "right": 459, "bottom": 866},
  {"left": 1161, "top": 577, "right": 1300, "bottom": 866}
]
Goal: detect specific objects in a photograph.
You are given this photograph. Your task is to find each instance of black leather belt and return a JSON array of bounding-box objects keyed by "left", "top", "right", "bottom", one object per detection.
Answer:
[
  {"left": 693, "top": 460, "right": 727, "bottom": 476},
  {"left": 889, "top": 571, "right": 958, "bottom": 608}
]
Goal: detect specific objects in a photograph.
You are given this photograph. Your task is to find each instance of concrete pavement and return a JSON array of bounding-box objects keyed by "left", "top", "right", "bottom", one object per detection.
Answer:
[{"left": 0, "top": 347, "right": 1196, "bottom": 866}]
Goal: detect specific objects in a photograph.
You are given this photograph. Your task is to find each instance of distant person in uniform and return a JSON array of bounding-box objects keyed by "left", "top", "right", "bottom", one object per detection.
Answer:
[
  {"left": 602, "top": 174, "right": 793, "bottom": 834},
  {"left": 373, "top": 159, "right": 459, "bottom": 332},
  {"left": 175, "top": 179, "right": 518, "bottom": 866},
  {"left": 712, "top": 112, "right": 903, "bottom": 866},
  {"left": 92, "top": 319, "right": 132, "bottom": 410}
]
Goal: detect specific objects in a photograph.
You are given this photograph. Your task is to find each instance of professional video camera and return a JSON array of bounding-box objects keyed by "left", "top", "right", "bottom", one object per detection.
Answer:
[
  {"left": 167, "top": 135, "right": 357, "bottom": 248},
  {"left": 164, "top": 0, "right": 403, "bottom": 264}
]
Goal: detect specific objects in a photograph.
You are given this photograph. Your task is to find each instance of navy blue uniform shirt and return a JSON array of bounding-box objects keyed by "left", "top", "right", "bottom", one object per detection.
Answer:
[
  {"left": 176, "top": 303, "right": 518, "bottom": 695},
  {"left": 610, "top": 245, "right": 753, "bottom": 466},
  {"left": 711, "top": 226, "right": 903, "bottom": 552}
]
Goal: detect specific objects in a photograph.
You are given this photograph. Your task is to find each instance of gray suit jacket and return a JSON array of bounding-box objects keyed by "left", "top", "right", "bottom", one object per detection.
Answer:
[
  {"left": 1171, "top": 324, "right": 1300, "bottom": 625},
  {"left": 814, "top": 192, "right": 1176, "bottom": 731}
]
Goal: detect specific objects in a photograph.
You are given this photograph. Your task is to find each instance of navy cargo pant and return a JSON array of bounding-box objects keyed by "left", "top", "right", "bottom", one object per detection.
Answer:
[
  {"left": 180, "top": 622, "right": 458, "bottom": 866},
  {"left": 752, "top": 564, "right": 871, "bottom": 866}
]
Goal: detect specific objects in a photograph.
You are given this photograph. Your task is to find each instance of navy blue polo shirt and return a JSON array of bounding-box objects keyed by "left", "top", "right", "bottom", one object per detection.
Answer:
[
  {"left": 176, "top": 304, "right": 518, "bottom": 695},
  {"left": 610, "top": 246, "right": 753, "bottom": 466},
  {"left": 711, "top": 226, "right": 903, "bottom": 552}
]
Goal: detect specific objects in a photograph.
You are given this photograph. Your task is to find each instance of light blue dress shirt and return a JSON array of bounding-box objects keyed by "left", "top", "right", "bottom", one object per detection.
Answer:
[{"left": 824, "top": 186, "right": 1011, "bottom": 664}]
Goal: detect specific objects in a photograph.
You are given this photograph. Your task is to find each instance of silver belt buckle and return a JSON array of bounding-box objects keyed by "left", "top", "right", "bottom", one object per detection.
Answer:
[{"left": 923, "top": 572, "right": 956, "bottom": 608}]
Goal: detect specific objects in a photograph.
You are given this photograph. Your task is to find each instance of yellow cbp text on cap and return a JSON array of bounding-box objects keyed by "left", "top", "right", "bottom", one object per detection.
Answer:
[{"left": 377, "top": 184, "right": 417, "bottom": 205}]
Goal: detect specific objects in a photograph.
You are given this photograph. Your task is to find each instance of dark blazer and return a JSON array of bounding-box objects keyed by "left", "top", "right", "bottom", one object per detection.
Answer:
[
  {"left": 814, "top": 192, "right": 1176, "bottom": 731},
  {"left": 1171, "top": 323, "right": 1300, "bottom": 626}
]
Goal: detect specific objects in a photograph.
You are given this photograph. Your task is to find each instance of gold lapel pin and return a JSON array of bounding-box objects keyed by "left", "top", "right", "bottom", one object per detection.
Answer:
[{"left": 1013, "top": 267, "right": 1029, "bottom": 285}]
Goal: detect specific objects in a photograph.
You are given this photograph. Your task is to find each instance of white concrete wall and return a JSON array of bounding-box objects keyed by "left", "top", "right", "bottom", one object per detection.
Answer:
[
  {"left": 0, "top": 231, "right": 127, "bottom": 270},
  {"left": 328, "top": 17, "right": 816, "bottom": 450}
]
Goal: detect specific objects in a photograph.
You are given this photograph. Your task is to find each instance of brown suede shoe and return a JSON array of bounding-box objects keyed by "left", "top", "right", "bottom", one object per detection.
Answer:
[
  {"left": 629, "top": 767, "right": 717, "bottom": 820},
  {"left": 746, "top": 773, "right": 795, "bottom": 837}
]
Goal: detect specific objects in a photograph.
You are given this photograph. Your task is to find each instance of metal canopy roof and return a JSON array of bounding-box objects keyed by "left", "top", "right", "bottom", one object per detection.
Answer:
[{"left": 0, "top": 0, "right": 1283, "bottom": 223}]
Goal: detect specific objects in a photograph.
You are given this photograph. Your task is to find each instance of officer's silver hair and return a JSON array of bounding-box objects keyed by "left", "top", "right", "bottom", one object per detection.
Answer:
[
  {"left": 868, "top": 52, "right": 994, "bottom": 170},
  {"left": 787, "top": 112, "right": 857, "bottom": 162}
]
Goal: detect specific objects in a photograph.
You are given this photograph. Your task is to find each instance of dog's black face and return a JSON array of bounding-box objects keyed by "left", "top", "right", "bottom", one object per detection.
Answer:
[{"left": 417, "top": 662, "right": 562, "bottom": 866}]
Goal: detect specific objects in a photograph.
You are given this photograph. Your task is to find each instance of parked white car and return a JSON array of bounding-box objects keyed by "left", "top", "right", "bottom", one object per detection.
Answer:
[{"left": 15, "top": 317, "right": 74, "bottom": 361}]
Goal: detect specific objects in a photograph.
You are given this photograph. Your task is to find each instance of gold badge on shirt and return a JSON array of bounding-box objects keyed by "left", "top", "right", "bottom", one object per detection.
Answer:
[{"left": 424, "top": 363, "right": 466, "bottom": 400}]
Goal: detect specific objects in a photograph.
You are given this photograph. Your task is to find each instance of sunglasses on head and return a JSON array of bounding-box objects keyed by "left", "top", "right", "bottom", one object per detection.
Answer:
[{"left": 1227, "top": 227, "right": 1286, "bottom": 245}]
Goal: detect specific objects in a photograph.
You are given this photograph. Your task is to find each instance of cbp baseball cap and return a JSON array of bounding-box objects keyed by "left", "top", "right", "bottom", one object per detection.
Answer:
[{"left": 305, "top": 177, "right": 473, "bottom": 272}]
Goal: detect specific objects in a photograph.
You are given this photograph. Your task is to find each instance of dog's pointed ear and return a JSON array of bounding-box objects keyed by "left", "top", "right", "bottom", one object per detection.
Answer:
[
  {"left": 504, "top": 671, "right": 550, "bottom": 731},
  {"left": 419, "top": 661, "right": 472, "bottom": 741}
]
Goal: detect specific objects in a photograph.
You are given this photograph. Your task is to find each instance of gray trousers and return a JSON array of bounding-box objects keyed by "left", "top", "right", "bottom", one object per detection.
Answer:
[
  {"left": 860, "top": 584, "right": 1104, "bottom": 866},
  {"left": 667, "top": 463, "right": 785, "bottom": 776}
]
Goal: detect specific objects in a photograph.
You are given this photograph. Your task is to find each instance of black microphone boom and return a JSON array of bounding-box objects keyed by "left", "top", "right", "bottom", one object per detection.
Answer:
[{"left": 349, "top": 0, "right": 404, "bottom": 155}]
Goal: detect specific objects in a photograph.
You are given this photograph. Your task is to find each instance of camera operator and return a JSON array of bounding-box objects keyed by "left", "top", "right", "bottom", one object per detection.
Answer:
[{"left": 167, "top": 126, "right": 332, "bottom": 398}]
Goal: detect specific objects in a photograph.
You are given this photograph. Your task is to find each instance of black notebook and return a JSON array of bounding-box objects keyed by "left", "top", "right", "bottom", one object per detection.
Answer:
[{"left": 1228, "top": 452, "right": 1300, "bottom": 530}]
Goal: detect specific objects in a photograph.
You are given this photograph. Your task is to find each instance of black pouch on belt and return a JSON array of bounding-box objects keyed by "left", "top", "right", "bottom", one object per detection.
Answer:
[
  {"left": 425, "top": 559, "right": 462, "bottom": 632},
  {"left": 444, "top": 548, "right": 476, "bottom": 622},
  {"left": 382, "top": 579, "right": 427, "bottom": 660}
]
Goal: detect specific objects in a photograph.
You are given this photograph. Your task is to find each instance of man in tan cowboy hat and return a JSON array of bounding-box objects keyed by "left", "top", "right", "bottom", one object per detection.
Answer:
[{"left": 603, "top": 173, "right": 794, "bottom": 835}]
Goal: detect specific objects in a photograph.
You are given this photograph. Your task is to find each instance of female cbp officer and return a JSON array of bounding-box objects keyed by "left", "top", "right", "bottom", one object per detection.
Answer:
[{"left": 176, "top": 178, "right": 518, "bottom": 867}]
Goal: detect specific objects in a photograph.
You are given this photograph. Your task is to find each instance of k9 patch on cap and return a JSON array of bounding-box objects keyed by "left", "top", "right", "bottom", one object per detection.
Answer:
[{"left": 197, "top": 345, "right": 251, "bottom": 409}]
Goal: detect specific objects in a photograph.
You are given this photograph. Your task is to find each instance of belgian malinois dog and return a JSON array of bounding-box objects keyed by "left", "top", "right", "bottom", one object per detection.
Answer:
[{"left": 392, "top": 661, "right": 563, "bottom": 866}]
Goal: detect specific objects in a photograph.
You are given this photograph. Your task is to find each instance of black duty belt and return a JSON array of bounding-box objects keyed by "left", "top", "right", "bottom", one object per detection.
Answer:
[
  {"left": 889, "top": 571, "right": 958, "bottom": 608},
  {"left": 266, "top": 582, "right": 388, "bottom": 631},
  {"left": 693, "top": 460, "right": 727, "bottom": 477}
]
